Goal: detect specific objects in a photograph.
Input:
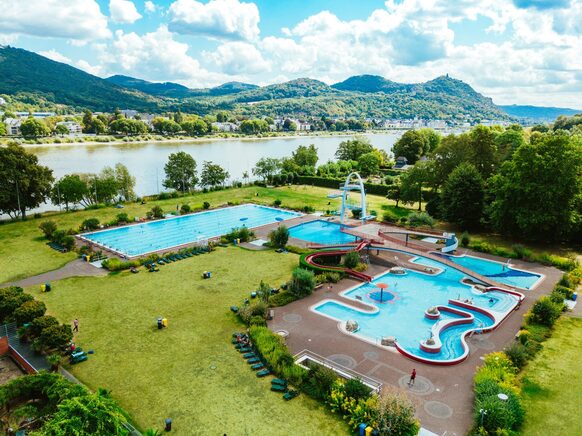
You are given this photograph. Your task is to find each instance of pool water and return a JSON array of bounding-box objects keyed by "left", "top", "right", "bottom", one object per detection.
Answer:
[
  {"left": 313, "top": 251, "right": 521, "bottom": 363},
  {"left": 81, "top": 204, "right": 301, "bottom": 257},
  {"left": 433, "top": 253, "right": 542, "bottom": 289},
  {"left": 289, "top": 220, "right": 358, "bottom": 245}
]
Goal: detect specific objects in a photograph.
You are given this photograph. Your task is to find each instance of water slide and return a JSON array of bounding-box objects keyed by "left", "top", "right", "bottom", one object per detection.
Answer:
[
  {"left": 302, "top": 240, "right": 373, "bottom": 282},
  {"left": 377, "top": 229, "right": 458, "bottom": 254}
]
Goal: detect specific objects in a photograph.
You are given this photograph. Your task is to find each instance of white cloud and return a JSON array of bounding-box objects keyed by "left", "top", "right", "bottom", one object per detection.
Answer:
[
  {"left": 109, "top": 0, "right": 142, "bottom": 24},
  {"left": 168, "top": 0, "right": 260, "bottom": 41},
  {"left": 144, "top": 1, "right": 156, "bottom": 13},
  {"left": 76, "top": 60, "right": 104, "bottom": 77},
  {"left": 39, "top": 50, "right": 71, "bottom": 64},
  {"left": 0, "top": 0, "right": 110, "bottom": 40},
  {"left": 206, "top": 41, "right": 270, "bottom": 74}
]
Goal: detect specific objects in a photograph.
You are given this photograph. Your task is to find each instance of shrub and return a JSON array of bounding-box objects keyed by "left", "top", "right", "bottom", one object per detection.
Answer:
[
  {"left": 14, "top": 300, "right": 47, "bottom": 326},
  {"left": 224, "top": 227, "right": 255, "bottom": 243},
  {"left": 249, "top": 316, "right": 267, "bottom": 326},
  {"left": 315, "top": 272, "right": 342, "bottom": 284},
  {"left": 553, "top": 284, "right": 574, "bottom": 300},
  {"left": 203, "top": 201, "right": 210, "bottom": 209},
  {"left": 268, "top": 291, "right": 298, "bottom": 307},
  {"left": 460, "top": 232, "right": 471, "bottom": 247},
  {"left": 407, "top": 211, "right": 434, "bottom": 228},
  {"left": 238, "top": 301, "right": 268, "bottom": 324},
  {"left": 180, "top": 204, "right": 191, "bottom": 214},
  {"left": 517, "top": 329, "right": 530, "bottom": 345},
  {"left": 288, "top": 267, "right": 315, "bottom": 298},
  {"left": 269, "top": 225, "right": 289, "bottom": 248},
  {"left": 344, "top": 251, "right": 360, "bottom": 269},
  {"left": 0, "top": 286, "right": 34, "bottom": 323},
  {"left": 503, "top": 342, "right": 529, "bottom": 369},
  {"left": 116, "top": 213, "right": 129, "bottom": 223},
  {"left": 302, "top": 205, "right": 315, "bottom": 213},
  {"left": 81, "top": 218, "right": 100, "bottom": 231},
  {"left": 101, "top": 258, "right": 140, "bottom": 272},
  {"left": 60, "top": 235, "right": 75, "bottom": 251},
  {"left": 302, "top": 363, "right": 338, "bottom": 400},
  {"left": 39, "top": 220, "right": 58, "bottom": 239},
  {"left": 529, "top": 296, "right": 563, "bottom": 327},
  {"left": 151, "top": 205, "right": 164, "bottom": 219},
  {"left": 375, "top": 387, "right": 420, "bottom": 436},
  {"left": 382, "top": 210, "right": 398, "bottom": 223},
  {"left": 511, "top": 244, "right": 532, "bottom": 260},
  {"left": 37, "top": 324, "right": 73, "bottom": 352},
  {"left": 399, "top": 217, "right": 408, "bottom": 225},
  {"left": 343, "top": 378, "right": 372, "bottom": 401},
  {"left": 273, "top": 199, "right": 282, "bottom": 207},
  {"left": 351, "top": 208, "right": 362, "bottom": 219}
]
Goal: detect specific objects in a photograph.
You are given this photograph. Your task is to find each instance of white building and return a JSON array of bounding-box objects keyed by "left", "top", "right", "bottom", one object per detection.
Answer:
[
  {"left": 120, "top": 109, "right": 138, "bottom": 118},
  {"left": 4, "top": 118, "right": 22, "bottom": 135},
  {"left": 56, "top": 121, "right": 82, "bottom": 134},
  {"left": 212, "top": 122, "right": 239, "bottom": 132},
  {"left": 14, "top": 111, "right": 55, "bottom": 119},
  {"left": 0, "top": 97, "right": 6, "bottom": 106}
]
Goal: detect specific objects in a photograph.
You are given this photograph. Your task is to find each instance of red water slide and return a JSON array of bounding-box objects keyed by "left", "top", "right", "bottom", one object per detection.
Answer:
[{"left": 303, "top": 241, "right": 373, "bottom": 282}]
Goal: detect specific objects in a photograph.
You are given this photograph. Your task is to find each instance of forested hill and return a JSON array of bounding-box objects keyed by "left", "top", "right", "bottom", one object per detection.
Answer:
[
  {"left": 0, "top": 46, "right": 161, "bottom": 111},
  {"left": 500, "top": 105, "right": 581, "bottom": 121},
  {"left": 1, "top": 46, "right": 509, "bottom": 120}
]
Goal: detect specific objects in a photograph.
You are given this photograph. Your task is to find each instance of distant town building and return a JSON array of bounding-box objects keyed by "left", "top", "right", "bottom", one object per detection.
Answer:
[
  {"left": 394, "top": 156, "right": 411, "bottom": 170},
  {"left": 212, "top": 122, "right": 239, "bottom": 132},
  {"left": 0, "top": 97, "right": 6, "bottom": 105},
  {"left": 56, "top": 121, "right": 82, "bottom": 134},
  {"left": 120, "top": 109, "right": 138, "bottom": 118},
  {"left": 14, "top": 111, "right": 55, "bottom": 119},
  {"left": 4, "top": 118, "right": 22, "bottom": 135}
]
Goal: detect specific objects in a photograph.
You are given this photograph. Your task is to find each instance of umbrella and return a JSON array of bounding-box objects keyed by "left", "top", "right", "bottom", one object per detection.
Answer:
[{"left": 377, "top": 283, "right": 389, "bottom": 302}]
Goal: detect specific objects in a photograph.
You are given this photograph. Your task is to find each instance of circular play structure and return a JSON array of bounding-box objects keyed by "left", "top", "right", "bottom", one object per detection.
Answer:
[{"left": 339, "top": 172, "right": 368, "bottom": 224}]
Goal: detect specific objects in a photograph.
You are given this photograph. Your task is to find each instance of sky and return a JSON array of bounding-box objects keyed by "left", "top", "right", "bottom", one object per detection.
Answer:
[{"left": 0, "top": 0, "right": 580, "bottom": 108}]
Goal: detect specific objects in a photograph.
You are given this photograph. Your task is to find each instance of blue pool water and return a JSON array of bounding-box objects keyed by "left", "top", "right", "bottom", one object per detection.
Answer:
[
  {"left": 433, "top": 253, "right": 541, "bottom": 289},
  {"left": 313, "top": 251, "right": 520, "bottom": 363},
  {"left": 81, "top": 204, "right": 301, "bottom": 257},
  {"left": 288, "top": 220, "right": 358, "bottom": 245}
]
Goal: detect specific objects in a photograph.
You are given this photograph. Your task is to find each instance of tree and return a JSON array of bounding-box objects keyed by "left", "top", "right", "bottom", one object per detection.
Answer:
[
  {"left": 88, "top": 168, "right": 119, "bottom": 204},
  {"left": 82, "top": 110, "right": 94, "bottom": 133},
  {"left": 181, "top": 119, "right": 208, "bottom": 136},
  {"left": 0, "top": 144, "right": 54, "bottom": 219},
  {"left": 163, "top": 151, "right": 198, "bottom": 192},
  {"left": 113, "top": 163, "right": 136, "bottom": 201},
  {"left": 495, "top": 128, "right": 525, "bottom": 161},
  {"left": 109, "top": 119, "right": 148, "bottom": 135},
  {"left": 54, "top": 124, "right": 69, "bottom": 136},
  {"left": 0, "top": 121, "right": 6, "bottom": 136},
  {"left": 216, "top": 111, "right": 229, "bottom": 122},
  {"left": 335, "top": 137, "right": 374, "bottom": 161},
  {"left": 288, "top": 267, "right": 315, "bottom": 298},
  {"left": 292, "top": 144, "right": 318, "bottom": 167},
  {"left": 468, "top": 125, "right": 498, "bottom": 178},
  {"left": 357, "top": 152, "right": 381, "bottom": 176},
  {"left": 283, "top": 118, "right": 297, "bottom": 131},
  {"left": 92, "top": 118, "right": 106, "bottom": 135},
  {"left": 418, "top": 128, "right": 441, "bottom": 153},
  {"left": 253, "top": 157, "right": 280, "bottom": 181},
  {"left": 173, "top": 110, "right": 184, "bottom": 124},
  {"left": 392, "top": 130, "right": 428, "bottom": 164},
  {"left": 375, "top": 387, "right": 420, "bottom": 436},
  {"left": 399, "top": 161, "right": 434, "bottom": 211},
  {"left": 487, "top": 131, "right": 582, "bottom": 241},
  {"left": 39, "top": 220, "right": 58, "bottom": 239},
  {"left": 14, "top": 300, "right": 47, "bottom": 326},
  {"left": 441, "top": 163, "right": 485, "bottom": 229},
  {"left": 432, "top": 133, "right": 472, "bottom": 186},
  {"left": 51, "top": 174, "right": 88, "bottom": 211},
  {"left": 20, "top": 117, "right": 50, "bottom": 138},
  {"left": 0, "top": 286, "right": 34, "bottom": 324},
  {"left": 240, "top": 119, "right": 269, "bottom": 134},
  {"left": 152, "top": 117, "right": 181, "bottom": 135},
  {"left": 269, "top": 225, "right": 289, "bottom": 248},
  {"left": 386, "top": 179, "right": 402, "bottom": 208},
  {"left": 200, "top": 161, "right": 229, "bottom": 188}
]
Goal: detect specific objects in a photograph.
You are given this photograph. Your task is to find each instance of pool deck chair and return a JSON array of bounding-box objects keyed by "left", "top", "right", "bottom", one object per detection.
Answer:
[
  {"left": 283, "top": 390, "right": 299, "bottom": 400},
  {"left": 247, "top": 357, "right": 261, "bottom": 364},
  {"left": 256, "top": 369, "right": 271, "bottom": 377},
  {"left": 271, "top": 384, "right": 288, "bottom": 393},
  {"left": 250, "top": 363, "right": 265, "bottom": 370}
]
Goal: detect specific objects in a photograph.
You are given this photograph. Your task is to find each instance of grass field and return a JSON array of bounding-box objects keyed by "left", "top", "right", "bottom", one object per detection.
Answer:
[
  {"left": 0, "top": 185, "right": 403, "bottom": 283},
  {"left": 520, "top": 316, "right": 582, "bottom": 435},
  {"left": 30, "top": 246, "right": 349, "bottom": 435}
]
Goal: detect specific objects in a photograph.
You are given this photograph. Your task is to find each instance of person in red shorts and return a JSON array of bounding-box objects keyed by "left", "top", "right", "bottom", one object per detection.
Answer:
[{"left": 408, "top": 368, "right": 417, "bottom": 386}]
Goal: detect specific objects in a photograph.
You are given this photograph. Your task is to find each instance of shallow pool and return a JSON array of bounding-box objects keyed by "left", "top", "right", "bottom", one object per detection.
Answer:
[
  {"left": 313, "top": 251, "right": 520, "bottom": 363},
  {"left": 81, "top": 204, "right": 301, "bottom": 257},
  {"left": 288, "top": 220, "right": 358, "bottom": 245}
]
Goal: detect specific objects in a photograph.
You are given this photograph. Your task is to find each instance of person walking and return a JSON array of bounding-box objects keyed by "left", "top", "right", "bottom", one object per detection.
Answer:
[
  {"left": 73, "top": 319, "right": 79, "bottom": 333},
  {"left": 408, "top": 368, "right": 416, "bottom": 386}
]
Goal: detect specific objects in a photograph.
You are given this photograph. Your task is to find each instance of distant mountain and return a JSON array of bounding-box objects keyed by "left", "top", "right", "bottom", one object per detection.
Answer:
[
  {"left": 0, "top": 46, "right": 162, "bottom": 111},
  {"left": 106, "top": 75, "right": 258, "bottom": 98},
  {"left": 231, "top": 78, "right": 337, "bottom": 103},
  {"left": 332, "top": 75, "right": 408, "bottom": 93},
  {"left": 500, "top": 105, "right": 581, "bottom": 121}
]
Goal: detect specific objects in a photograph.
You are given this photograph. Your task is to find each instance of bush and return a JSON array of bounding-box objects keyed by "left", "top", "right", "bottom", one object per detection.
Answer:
[
  {"left": 460, "top": 232, "right": 471, "bottom": 247},
  {"left": 407, "top": 211, "right": 434, "bottom": 228},
  {"left": 238, "top": 301, "right": 268, "bottom": 324},
  {"left": 343, "top": 378, "right": 372, "bottom": 401},
  {"left": 39, "top": 220, "right": 58, "bottom": 239},
  {"left": 503, "top": 342, "right": 529, "bottom": 369},
  {"left": 529, "top": 296, "right": 563, "bottom": 327},
  {"left": 0, "top": 286, "right": 34, "bottom": 323},
  {"left": 151, "top": 205, "right": 164, "bottom": 219},
  {"left": 60, "top": 235, "right": 75, "bottom": 251},
  {"left": 511, "top": 244, "right": 532, "bottom": 260},
  {"left": 14, "top": 300, "right": 47, "bottom": 326},
  {"left": 302, "top": 205, "right": 315, "bottom": 213},
  {"left": 269, "top": 225, "right": 289, "bottom": 248},
  {"left": 375, "top": 387, "right": 420, "bottom": 436},
  {"left": 28, "top": 315, "right": 59, "bottom": 339},
  {"left": 425, "top": 196, "right": 442, "bottom": 219},
  {"left": 180, "top": 204, "right": 191, "bottom": 214},
  {"left": 249, "top": 316, "right": 267, "bottom": 326},
  {"left": 116, "top": 213, "right": 129, "bottom": 223},
  {"left": 273, "top": 199, "right": 282, "bottom": 207},
  {"left": 101, "top": 258, "right": 140, "bottom": 272},
  {"left": 315, "top": 272, "right": 342, "bottom": 284},
  {"left": 224, "top": 227, "right": 255, "bottom": 243},
  {"left": 288, "top": 267, "right": 315, "bottom": 298},
  {"left": 302, "top": 363, "right": 338, "bottom": 400},
  {"left": 382, "top": 210, "right": 398, "bottom": 223},
  {"left": 37, "top": 324, "right": 73, "bottom": 352},
  {"left": 81, "top": 218, "right": 100, "bottom": 231},
  {"left": 554, "top": 284, "right": 574, "bottom": 300},
  {"left": 268, "top": 291, "right": 298, "bottom": 307},
  {"left": 343, "top": 251, "right": 360, "bottom": 269},
  {"left": 203, "top": 201, "right": 210, "bottom": 209}
]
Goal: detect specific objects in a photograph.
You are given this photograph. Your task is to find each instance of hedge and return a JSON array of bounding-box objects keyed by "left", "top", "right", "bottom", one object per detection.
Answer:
[{"left": 296, "top": 176, "right": 391, "bottom": 196}]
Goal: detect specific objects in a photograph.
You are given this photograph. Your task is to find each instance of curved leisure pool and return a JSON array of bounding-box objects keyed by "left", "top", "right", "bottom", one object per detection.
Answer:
[
  {"left": 80, "top": 204, "right": 301, "bottom": 257},
  {"left": 313, "top": 250, "right": 524, "bottom": 364}
]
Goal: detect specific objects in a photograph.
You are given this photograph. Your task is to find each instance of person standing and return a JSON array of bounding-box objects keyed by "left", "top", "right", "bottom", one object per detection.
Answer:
[
  {"left": 73, "top": 319, "right": 79, "bottom": 332},
  {"left": 408, "top": 368, "right": 416, "bottom": 386}
]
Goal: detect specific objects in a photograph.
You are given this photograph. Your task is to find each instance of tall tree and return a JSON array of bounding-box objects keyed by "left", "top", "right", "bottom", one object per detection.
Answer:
[
  {"left": 292, "top": 144, "right": 318, "bottom": 167},
  {"left": 357, "top": 152, "right": 381, "bottom": 176},
  {"left": 82, "top": 109, "right": 94, "bottom": 133},
  {"left": 181, "top": 119, "right": 208, "bottom": 136},
  {"left": 399, "top": 161, "right": 434, "bottom": 211},
  {"left": 253, "top": 157, "right": 280, "bottom": 181},
  {"left": 392, "top": 130, "right": 428, "bottom": 164},
  {"left": 468, "top": 125, "right": 498, "bottom": 178},
  {"left": 20, "top": 117, "right": 50, "bottom": 138},
  {"left": 441, "top": 163, "right": 485, "bottom": 229},
  {"left": 51, "top": 174, "right": 88, "bottom": 211},
  {"left": 432, "top": 133, "right": 473, "bottom": 186},
  {"left": 0, "top": 144, "right": 54, "bottom": 219},
  {"left": 114, "top": 163, "right": 136, "bottom": 201},
  {"left": 335, "top": 137, "right": 374, "bottom": 161},
  {"left": 488, "top": 132, "right": 582, "bottom": 241},
  {"left": 200, "top": 161, "right": 229, "bottom": 188},
  {"left": 163, "top": 151, "right": 198, "bottom": 192}
]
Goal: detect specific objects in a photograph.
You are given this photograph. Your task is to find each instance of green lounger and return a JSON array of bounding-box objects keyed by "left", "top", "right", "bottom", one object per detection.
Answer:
[
  {"left": 271, "top": 384, "right": 288, "bottom": 393},
  {"left": 239, "top": 347, "right": 252, "bottom": 353},
  {"left": 243, "top": 353, "right": 255, "bottom": 359},
  {"left": 271, "top": 379, "right": 288, "bottom": 387},
  {"left": 283, "top": 390, "right": 299, "bottom": 400},
  {"left": 234, "top": 343, "right": 243, "bottom": 349},
  {"left": 247, "top": 357, "right": 260, "bottom": 364},
  {"left": 256, "top": 369, "right": 271, "bottom": 377},
  {"left": 250, "top": 363, "right": 264, "bottom": 370}
]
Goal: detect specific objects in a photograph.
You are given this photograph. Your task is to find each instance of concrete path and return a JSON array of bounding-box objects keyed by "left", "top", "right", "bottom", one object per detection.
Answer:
[{"left": 2, "top": 259, "right": 108, "bottom": 288}]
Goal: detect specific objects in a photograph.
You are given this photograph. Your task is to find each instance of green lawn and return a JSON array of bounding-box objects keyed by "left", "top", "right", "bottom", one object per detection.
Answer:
[
  {"left": 520, "top": 316, "right": 582, "bottom": 435},
  {"left": 30, "top": 247, "right": 349, "bottom": 435},
  {"left": 0, "top": 185, "right": 401, "bottom": 283}
]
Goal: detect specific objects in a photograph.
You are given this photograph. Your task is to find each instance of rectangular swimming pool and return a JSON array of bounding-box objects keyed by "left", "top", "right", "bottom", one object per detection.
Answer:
[
  {"left": 288, "top": 220, "right": 358, "bottom": 245},
  {"left": 80, "top": 204, "right": 301, "bottom": 257}
]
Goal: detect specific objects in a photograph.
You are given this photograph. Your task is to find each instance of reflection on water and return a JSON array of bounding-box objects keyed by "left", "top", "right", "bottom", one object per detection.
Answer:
[{"left": 27, "top": 133, "right": 402, "bottom": 201}]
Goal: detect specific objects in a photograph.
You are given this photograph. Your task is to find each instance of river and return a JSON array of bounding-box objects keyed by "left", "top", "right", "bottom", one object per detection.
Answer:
[{"left": 27, "top": 133, "right": 402, "bottom": 201}]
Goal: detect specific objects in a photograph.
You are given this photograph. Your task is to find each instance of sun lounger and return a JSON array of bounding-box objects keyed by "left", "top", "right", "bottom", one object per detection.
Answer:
[
  {"left": 230, "top": 306, "right": 239, "bottom": 313},
  {"left": 271, "top": 379, "right": 287, "bottom": 387},
  {"left": 234, "top": 343, "right": 243, "bottom": 349},
  {"left": 283, "top": 390, "right": 299, "bottom": 400},
  {"left": 239, "top": 347, "right": 252, "bottom": 353},
  {"left": 243, "top": 353, "right": 256, "bottom": 359},
  {"left": 250, "top": 363, "right": 264, "bottom": 370},
  {"left": 247, "top": 357, "right": 260, "bottom": 364},
  {"left": 271, "top": 384, "right": 288, "bottom": 393},
  {"left": 256, "top": 369, "right": 271, "bottom": 377}
]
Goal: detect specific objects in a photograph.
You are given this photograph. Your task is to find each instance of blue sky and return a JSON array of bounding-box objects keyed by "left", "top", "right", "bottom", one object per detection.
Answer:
[{"left": 0, "top": 0, "right": 580, "bottom": 107}]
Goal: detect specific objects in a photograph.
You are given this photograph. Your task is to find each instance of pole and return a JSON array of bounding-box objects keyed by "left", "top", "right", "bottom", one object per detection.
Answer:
[{"left": 15, "top": 178, "right": 22, "bottom": 220}]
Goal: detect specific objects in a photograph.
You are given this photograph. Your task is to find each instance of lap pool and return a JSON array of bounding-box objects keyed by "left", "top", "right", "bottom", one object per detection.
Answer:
[
  {"left": 80, "top": 204, "right": 301, "bottom": 257},
  {"left": 288, "top": 220, "right": 358, "bottom": 245},
  {"left": 312, "top": 250, "right": 523, "bottom": 364}
]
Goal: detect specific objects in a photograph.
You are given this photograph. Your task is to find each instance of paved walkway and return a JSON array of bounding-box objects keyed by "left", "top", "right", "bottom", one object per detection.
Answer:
[{"left": 2, "top": 259, "right": 108, "bottom": 288}]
